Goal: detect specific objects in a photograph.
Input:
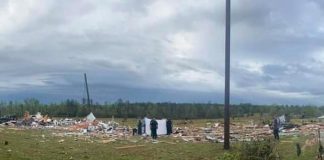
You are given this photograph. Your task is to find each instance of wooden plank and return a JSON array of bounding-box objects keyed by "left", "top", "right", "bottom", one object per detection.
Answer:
[
  {"left": 161, "top": 141, "right": 176, "bottom": 145},
  {"left": 114, "top": 145, "right": 145, "bottom": 149}
]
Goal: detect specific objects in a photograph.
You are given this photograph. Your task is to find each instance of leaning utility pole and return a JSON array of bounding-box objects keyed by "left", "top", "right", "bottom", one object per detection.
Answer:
[
  {"left": 84, "top": 73, "right": 91, "bottom": 108},
  {"left": 224, "top": 0, "right": 231, "bottom": 150}
]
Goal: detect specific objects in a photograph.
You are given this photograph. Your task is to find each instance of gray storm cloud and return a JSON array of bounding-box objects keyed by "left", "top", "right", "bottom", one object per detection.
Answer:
[{"left": 0, "top": 0, "right": 324, "bottom": 105}]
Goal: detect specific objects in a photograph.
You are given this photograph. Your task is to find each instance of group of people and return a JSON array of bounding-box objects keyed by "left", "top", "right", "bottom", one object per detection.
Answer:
[
  {"left": 135, "top": 117, "right": 280, "bottom": 141},
  {"left": 135, "top": 118, "right": 173, "bottom": 140}
]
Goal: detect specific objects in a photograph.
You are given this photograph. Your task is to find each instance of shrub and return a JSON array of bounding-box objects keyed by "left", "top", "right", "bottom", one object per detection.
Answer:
[
  {"left": 239, "top": 139, "right": 279, "bottom": 160},
  {"left": 217, "top": 152, "right": 239, "bottom": 160}
]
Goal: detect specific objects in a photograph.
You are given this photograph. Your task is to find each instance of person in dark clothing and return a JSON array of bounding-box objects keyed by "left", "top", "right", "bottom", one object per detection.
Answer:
[
  {"left": 137, "top": 119, "right": 142, "bottom": 135},
  {"left": 166, "top": 119, "right": 173, "bottom": 135},
  {"left": 132, "top": 128, "right": 137, "bottom": 136},
  {"left": 273, "top": 117, "right": 280, "bottom": 140},
  {"left": 150, "top": 118, "right": 158, "bottom": 139}
]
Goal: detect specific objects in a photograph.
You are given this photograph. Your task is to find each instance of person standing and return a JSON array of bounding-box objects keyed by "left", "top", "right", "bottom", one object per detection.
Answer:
[
  {"left": 137, "top": 119, "right": 142, "bottom": 135},
  {"left": 166, "top": 119, "right": 173, "bottom": 135},
  {"left": 150, "top": 118, "right": 158, "bottom": 140},
  {"left": 273, "top": 117, "right": 280, "bottom": 140}
]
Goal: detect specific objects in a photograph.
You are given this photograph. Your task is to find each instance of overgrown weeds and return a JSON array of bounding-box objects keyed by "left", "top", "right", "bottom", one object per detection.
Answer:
[{"left": 218, "top": 139, "right": 279, "bottom": 160}]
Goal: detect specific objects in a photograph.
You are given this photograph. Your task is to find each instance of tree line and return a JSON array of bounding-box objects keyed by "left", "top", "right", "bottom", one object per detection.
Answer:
[{"left": 0, "top": 98, "right": 323, "bottom": 119}]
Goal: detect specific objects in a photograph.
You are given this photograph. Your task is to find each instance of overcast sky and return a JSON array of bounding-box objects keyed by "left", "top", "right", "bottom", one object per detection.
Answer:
[{"left": 1, "top": 0, "right": 324, "bottom": 105}]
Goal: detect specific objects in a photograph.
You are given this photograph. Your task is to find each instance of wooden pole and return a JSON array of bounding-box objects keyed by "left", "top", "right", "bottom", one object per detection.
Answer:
[
  {"left": 224, "top": 0, "right": 231, "bottom": 150},
  {"left": 84, "top": 73, "right": 91, "bottom": 108}
]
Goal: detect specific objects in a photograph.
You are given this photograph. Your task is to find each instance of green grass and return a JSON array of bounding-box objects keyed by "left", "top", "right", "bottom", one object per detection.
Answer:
[
  {"left": 277, "top": 135, "right": 319, "bottom": 160},
  {"left": 0, "top": 128, "right": 225, "bottom": 160},
  {"left": 0, "top": 118, "right": 320, "bottom": 160}
]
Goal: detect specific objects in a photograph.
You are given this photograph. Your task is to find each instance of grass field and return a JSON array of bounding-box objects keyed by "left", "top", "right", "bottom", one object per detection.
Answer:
[{"left": 0, "top": 122, "right": 320, "bottom": 160}]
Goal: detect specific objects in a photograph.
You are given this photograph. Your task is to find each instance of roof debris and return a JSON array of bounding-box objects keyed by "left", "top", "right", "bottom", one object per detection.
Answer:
[{"left": 1, "top": 112, "right": 323, "bottom": 144}]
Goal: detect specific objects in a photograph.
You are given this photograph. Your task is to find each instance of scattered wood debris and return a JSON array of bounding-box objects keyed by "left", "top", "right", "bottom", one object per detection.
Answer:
[{"left": 114, "top": 145, "right": 145, "bottom": 149}]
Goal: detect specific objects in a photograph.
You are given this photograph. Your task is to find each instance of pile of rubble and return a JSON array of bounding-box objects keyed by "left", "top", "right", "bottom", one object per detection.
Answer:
[
  {"left": 0, "top": 115, "right": 17, "bottom": 126},
  {"left": 1, "top": 111, "right": 125, "bottom": 137},
  {"left": 20, "top": 111, "right": 53, "bottom": 127},
  {"left": 1, "top": 112, "right": 324, "bottom": 144},
  {"left": 172, "top": 122, "right": 273, "bottom": 143},
  {"left": 172, "top": 121, "right": 324, "bottom": 143}
]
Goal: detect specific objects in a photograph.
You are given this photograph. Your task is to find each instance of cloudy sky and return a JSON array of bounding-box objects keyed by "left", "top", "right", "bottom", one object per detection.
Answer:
[{"left": 1, "top": 0, "right": 324, "bottom": 105}]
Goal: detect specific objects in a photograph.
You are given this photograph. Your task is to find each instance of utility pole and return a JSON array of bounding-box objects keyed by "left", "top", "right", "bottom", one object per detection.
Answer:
[
  {"left": 224, "top": 0, "right": 231, "bottom": 150},
  {"left": 84, "top": 73, "right": 91, "bottom": 108}
]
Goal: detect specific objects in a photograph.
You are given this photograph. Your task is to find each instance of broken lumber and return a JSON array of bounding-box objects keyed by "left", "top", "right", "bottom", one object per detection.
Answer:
[
  {"left": 161, "top": 141, "right": 176, "bottom": 145},
  {"left": 114, "top": 145, "right": 145, "bottom": 149}
]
